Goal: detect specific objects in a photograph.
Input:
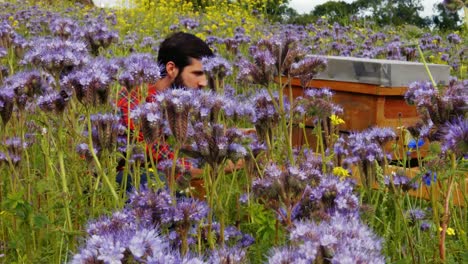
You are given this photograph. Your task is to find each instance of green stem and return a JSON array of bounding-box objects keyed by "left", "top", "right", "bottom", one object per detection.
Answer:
[
  {"left": 416, "top": 44, "right": 437, "bottom": 88},
  {"left": 439, "top": 153, "right": 457, "bottom": 262},
  {"left": 86, "top": 111, "right": 119, "bottom": 204},
  {"left": 169, "top": 143, "right": 181, "bottom": 198},
  {"left": 57, "top": 121, "right": 72, "bottom": 232}
]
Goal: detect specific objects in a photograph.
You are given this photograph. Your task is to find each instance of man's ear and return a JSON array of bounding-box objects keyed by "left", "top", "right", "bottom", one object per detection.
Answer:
[{"left": 165, "top": 61, "right": 179, "bottom": 80}]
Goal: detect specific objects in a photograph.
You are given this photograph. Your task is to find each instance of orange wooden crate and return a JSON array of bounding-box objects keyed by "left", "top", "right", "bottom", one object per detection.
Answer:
[
  {"left": 287, "top": 78, "right": 420, "bottom": 131},
  {"left": 284, "top": 78, "right": 429, "bottom": 158}
]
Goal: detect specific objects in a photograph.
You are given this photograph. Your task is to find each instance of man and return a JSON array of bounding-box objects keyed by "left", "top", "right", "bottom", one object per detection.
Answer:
[
  {"left": 155, "top": 32, "right": 213, "bottom": 90},
  {"left": 117, "top": 32, "right": 237, "bottom": 191}
]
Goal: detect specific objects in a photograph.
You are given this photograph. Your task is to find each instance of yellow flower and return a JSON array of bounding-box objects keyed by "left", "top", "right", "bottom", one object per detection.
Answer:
[
  {"left": 439, "top": 227, "right": 456, "bottom": 236},
  {"left": 333, "top": 167, "right": 350, "bottom": 180},
  {"left": 330, "top": 114, "right": 345, "bottom": 126},
  {"left": 447, "top": 228, "right": 456, "bottom": 236}
]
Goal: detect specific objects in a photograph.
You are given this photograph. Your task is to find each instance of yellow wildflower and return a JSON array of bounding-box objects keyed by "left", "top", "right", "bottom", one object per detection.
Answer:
[
  {"left": 439, "top": 227, "right": 456, "bottom": 236},
  {"left": 330, "top": 114, "right": 345, "bottom": 126},
  {"left": 333, "top": 167, "right": 350, "bottom": 180}
]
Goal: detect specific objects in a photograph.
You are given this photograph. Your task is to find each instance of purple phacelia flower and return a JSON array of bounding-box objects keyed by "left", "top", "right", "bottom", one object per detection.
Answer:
[
  {"left": 49, "top": 17, "right": 78, "bottom": 40},
  {"left": 202, "top": 55, "right": 232, "bottom": 81},
  {"left": 118, "top": 53, "right": 161, "bottom": 91},
  {"left": 279, "top": 215, "right": 384, "bottom": 263},
  {"left": 407, "top": 208, "right": 426, "bottom": 222},
  {"left": 190, "top": 122, "right": 247, "bottom": 168},
  {"left": 209, "top": 247, "right": 247, "bottom": 264},
  {"left": 447, "top": 33, "right": 461, "bottom": 44},
  {"left": 441, "top": 116, "right": 468, "bottom": 156},
  {"left": 86, "top": 113, "right": 125, "bottom": 153},
  {"left": 80, "top": 18, "right": 119, "bottom": 55},
  {"left": 23, "top": 37, "right": 89, "bottom": 76},
  {"left": 0, "top": 46, "right": 6, "bottom": 58},
  {"left": 0, "top": 20, "right": 15, "bottom": 48},
  {"left": 290, "top": 56, "right": 327, "bottom": 88},
  {"left": 420, "top": 221, "right": 431, "bottom": 231},
  {"left": 131, "top": 101, "right": 164, "bottom": 143},
  {"left": 36, "top": 89, "right": 70, "bottom": 113},
  {"left": 384, "top": 172, "right": 418, "bottom": 192},
  {"left": 62, "top": 57, "right": 119, "bottom": 106},
  {"left": 179, "top": 18, "right": 199, "bottom": 30},
  {"left": 156, "top": 88, "right": 195, "bottom": 143},
  {"left": 162, "top": 197, "right": 208, "bottom": 225},
  {"left": 1, "top": 70, "right": 51, "bottom": 110},
  {"left": 0, "top": 88, "right": 14, "bottom": 124}
]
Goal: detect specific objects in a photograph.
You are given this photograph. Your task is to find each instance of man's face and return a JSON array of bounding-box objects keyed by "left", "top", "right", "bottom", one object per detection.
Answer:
[{"left": 172, "top": 58, "right": 208, "bottom": 89}]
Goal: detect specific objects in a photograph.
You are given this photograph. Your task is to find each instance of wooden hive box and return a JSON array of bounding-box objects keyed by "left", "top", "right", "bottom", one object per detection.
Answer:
[{"left": 286, "top": 56, "right": 451, "bottom": 153}]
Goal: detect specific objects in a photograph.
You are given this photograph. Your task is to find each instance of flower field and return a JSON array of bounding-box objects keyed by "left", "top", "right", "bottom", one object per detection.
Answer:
[{"left": 0, "top": 0, "right": 466, "bottom": 263}]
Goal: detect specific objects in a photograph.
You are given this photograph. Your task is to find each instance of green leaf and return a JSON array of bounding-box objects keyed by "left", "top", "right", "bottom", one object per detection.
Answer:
[{"left": 33, "top": 214, "right": 49, "bottom": 229}]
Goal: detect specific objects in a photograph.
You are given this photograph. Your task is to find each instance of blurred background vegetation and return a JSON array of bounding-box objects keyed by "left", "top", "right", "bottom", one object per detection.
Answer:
[{"left": 39, "top": 0, "right": 465, "bottom": 31}]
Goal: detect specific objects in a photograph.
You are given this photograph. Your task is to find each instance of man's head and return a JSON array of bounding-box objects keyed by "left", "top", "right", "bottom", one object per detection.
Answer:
[{"left": 158, "top": 32, "right": 213, "bottom": 89}]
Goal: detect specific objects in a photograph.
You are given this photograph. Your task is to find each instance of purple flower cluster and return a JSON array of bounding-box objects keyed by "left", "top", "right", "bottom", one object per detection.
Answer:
[
  {"left": 441, "top": 116, "right": 468, "bottom": 156},
  {"left": 267, "top": 215, "right": 384, "bottom": 263},
  {"left": 22, "top": 37, "right": 89, "bottom": 76},
  {"left": 0, "top": 136, "right": 29, "bottom": 166},
  {"left": 62, "top": 57, "right": 119, "bottom": 106},
  {"left": 155, "top": 88, "right": 195, "bottom": 143},
  {"left": 192, "top": 88, "right": 227, "bottom": 121},
  {"left": 202, "top": 55, "right": 232, "bottom": 80},
  {"left": 83, "top": 113, "right": 125, "bottom": 155},
  {"left": 72, "top": 187, "right": 251, "bottom": 262},
  {"left": 162, "top": 197, "right": 208, "bottom": 225},
  {"left": 294, "top": 88, "right": 342, "bottom": 121},
  {"left": 49, "top": 17, "right": 78, "bottom": 40},
  {"left": 179, "top": 18, "right": 199, "bottom": 30},
  {"left": 131, "top": 101, "right": 164, "bottom": 143},
  {"left": 335, "top": 127, "right": 395, "bottom": 166},
  {"left": 221, "top": 27, "right": 251, "bottom": 55},
  {"left": 447, "top": 33, "right": 461, "bottom": 45},
  {"left": 0, "top": 46, "right": 6, "bottom": 58},
  {"left": 405, "top": 79, "right": 467, "bottom": 144},
  {"left": 249, "top": 89, "right": 286, "bottom": 143},
  {"left": 236, "top": 32, "right": 310, "bottom": 85},
  {"left": 289, "top": 56, "right": 327, "bottom": 88},
  {"left": 384, "top": 172, "right": 419, "bottom": 192},
  {"left": 251, "top": 159, "right": 353, "bottom": 225},
  {"left": 190, "top": 122, "right": 247, "bottom": 168},
  {"left": 0, "top": 20, "right": 15, "bottom": 48},
  {"left": 117, "top": 53, "right": 161, "bottom": 91},
  {"left": 0, "top": 70, "right": 52, "bottom": 111},
  {"left": 36, "top": 89, "right": 70, "bottom": 113},
  {"left": 80, "top": 18, "right": 119, "bottom": 55},
  {"left": 0, "top": 87, "right": 14, "bottom": 124},
  {"left": 236, "top": 52, "right": 275, "bottom": 86},
  {"left": 406, "top": 208, "right": 433, "bottom": 231},
  {"left": 297, "top": 175, "right": 360, "bottom": 221}
]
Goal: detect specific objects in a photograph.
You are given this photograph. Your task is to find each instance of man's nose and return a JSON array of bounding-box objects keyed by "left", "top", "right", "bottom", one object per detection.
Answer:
[{"left": 198, "top": 75, "right": 208, "bottom": 88}]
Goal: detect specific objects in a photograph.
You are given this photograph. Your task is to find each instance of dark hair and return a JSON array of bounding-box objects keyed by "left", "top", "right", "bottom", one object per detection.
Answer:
[{"left": 157, "top": 32, "right": 213, "bottom": 74}]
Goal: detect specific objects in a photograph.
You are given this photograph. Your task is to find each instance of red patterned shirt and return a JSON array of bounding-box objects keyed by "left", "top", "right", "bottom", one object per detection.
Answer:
[{"left": 117, "top": 84, "right": 193, "bottom": 173}]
